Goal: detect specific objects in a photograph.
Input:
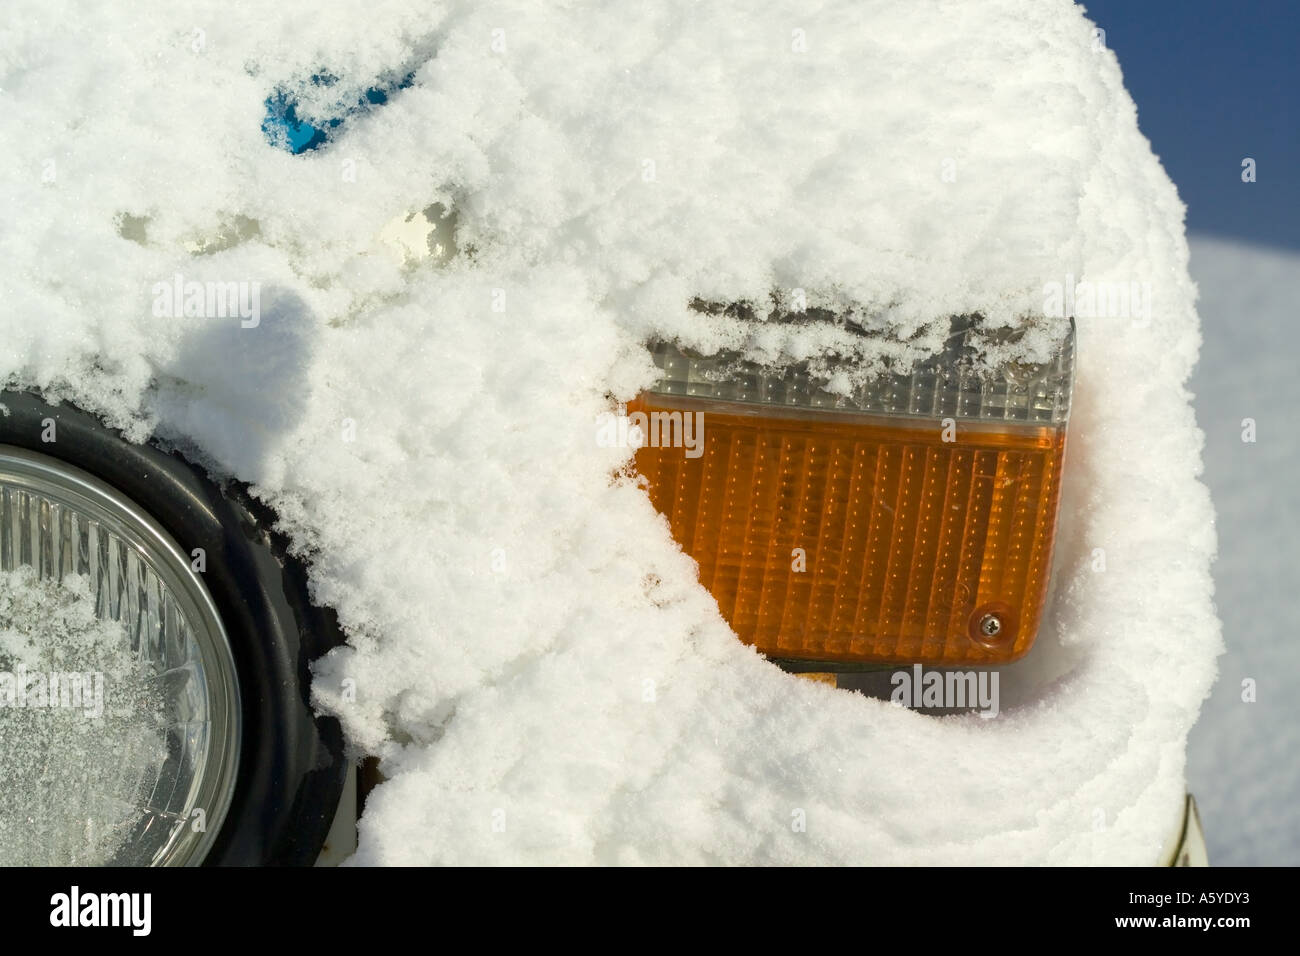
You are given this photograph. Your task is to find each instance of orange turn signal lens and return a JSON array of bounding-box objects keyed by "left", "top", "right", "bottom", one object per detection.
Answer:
[{"left": 628, "top": 318, "right": 1074, "bottom": 666}]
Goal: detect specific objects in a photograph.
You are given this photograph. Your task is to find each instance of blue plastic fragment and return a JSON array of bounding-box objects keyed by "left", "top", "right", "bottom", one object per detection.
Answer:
[{"left": 262, "top": 70, "right": 415, "bottom": 154}]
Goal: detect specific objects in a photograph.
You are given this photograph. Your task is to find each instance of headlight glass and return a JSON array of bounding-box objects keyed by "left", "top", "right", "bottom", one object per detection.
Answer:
[{"left": 0, "top": 446, "right": 240, "bottom": 865}]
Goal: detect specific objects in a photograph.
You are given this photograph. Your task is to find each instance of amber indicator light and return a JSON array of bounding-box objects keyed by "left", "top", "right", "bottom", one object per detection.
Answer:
[{"left": 628, "top": 395, "right": 1067, "bottom": 665}]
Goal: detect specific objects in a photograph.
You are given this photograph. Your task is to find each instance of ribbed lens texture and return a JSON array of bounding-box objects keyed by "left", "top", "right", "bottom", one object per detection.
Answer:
[
  {"left": 0, "top": 483, "right": 210, "bottom": 865},
  {"left": 647, "top": 315, "right": 1075, "bottom": 425},
  {"left": 629, "top": 398, "right": 1066, "bottom": 664}
]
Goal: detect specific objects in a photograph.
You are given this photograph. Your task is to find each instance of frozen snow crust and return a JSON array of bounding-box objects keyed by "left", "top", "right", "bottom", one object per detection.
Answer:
[{"left": 0, "top": 0, "right": 1219, "bottom": 863}]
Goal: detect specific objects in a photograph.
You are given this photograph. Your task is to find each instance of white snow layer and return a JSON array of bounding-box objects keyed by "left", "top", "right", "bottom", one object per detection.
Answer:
[
  {"left": 0, "top": 0, "right": 1220, "bottom": 863},
  {"left": 1185, "top": 235, "right": 1300, "bottom": 866}
]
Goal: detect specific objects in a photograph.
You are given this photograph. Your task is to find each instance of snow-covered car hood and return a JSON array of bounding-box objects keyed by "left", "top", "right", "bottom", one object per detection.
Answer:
[{"left": 0, "top": 0, "right": 1220, "bottom": 863}]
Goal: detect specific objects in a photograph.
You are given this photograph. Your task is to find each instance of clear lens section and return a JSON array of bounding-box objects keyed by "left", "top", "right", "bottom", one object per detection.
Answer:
[
  {"left": 0, "top": 448, "right": 239, "bottom": 866},
  {"left": 648, "top": 315, "right": 1075, "bottom": 425}
]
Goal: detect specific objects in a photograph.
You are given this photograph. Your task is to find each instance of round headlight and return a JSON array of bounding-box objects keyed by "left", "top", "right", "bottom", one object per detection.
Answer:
[{"left": 0, "top": 446, "right": 240, "bottom": 866}]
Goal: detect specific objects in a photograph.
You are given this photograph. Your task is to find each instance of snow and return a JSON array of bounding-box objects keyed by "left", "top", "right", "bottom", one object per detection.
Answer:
[
  {"left": 1184, "top": 234, "right": 1300, "bottom": 866},
  {"left": 0, "top": 0, "right": 1221, "bottom": 863}
]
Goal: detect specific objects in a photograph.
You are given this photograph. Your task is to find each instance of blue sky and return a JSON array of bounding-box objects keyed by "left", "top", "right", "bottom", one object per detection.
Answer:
[{"left": 1081, "top": 0, "right": 1298, "bottom": 249}]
